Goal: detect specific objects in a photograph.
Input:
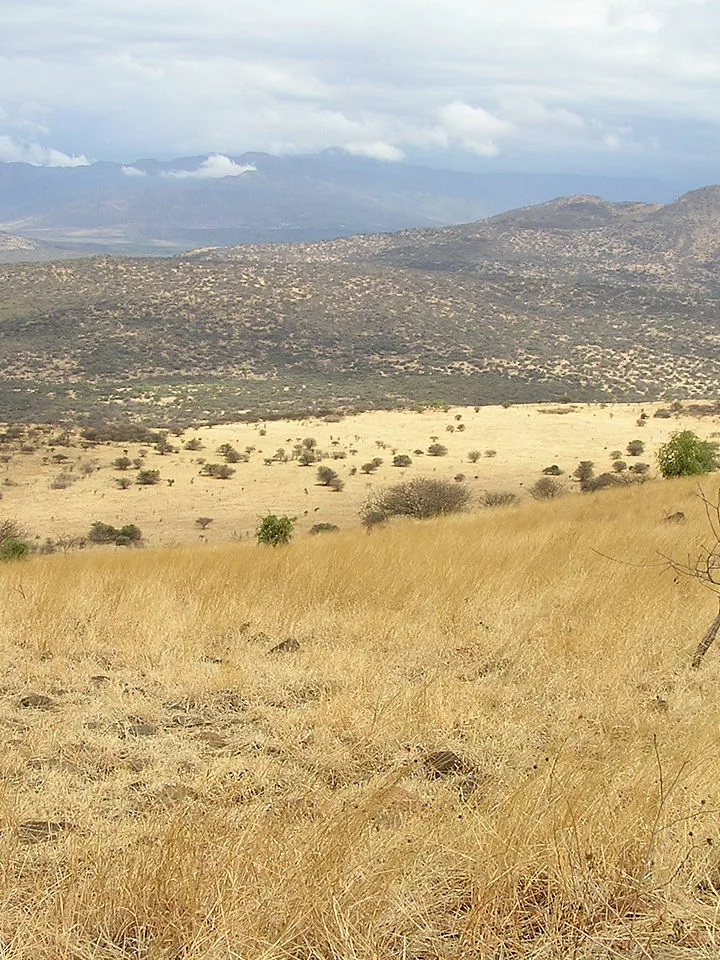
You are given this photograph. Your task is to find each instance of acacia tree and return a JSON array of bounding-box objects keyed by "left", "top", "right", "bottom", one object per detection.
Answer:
[{"left": 657, "top": 431, "right": 718, "bottom": 478}]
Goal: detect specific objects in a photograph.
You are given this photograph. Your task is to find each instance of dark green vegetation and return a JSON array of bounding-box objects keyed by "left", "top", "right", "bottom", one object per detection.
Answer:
[
  {"left": 256, "top": 514, "right": 295, "bottom": 547},
  {"left": 3, "top": 187, "right": 720, "bottom": 423},
  {"left": 657, "top": 430, "right": 719, "bottom": 478}
]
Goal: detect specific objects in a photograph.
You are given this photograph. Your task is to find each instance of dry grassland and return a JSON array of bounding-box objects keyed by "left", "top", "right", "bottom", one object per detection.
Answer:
[
  {"left": 3, "top": 402, "right": 720, "bottom": 547},
  {"left": 2, "top": 475, "right": 720, "bottom": 957}
]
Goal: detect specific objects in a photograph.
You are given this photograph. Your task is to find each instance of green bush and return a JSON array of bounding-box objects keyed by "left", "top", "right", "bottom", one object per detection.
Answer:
[
  {"left": 256, "top": 514, "right": 294, "bottom": 547},
  {"left": 0, "top": 537, "right": 29, "bottom": 561},
  {"left": 88, "top": 521, "right": 142, "bottom": 546},
  {"left": 657, "top": 430, "right": 718, "bottom": 478}
]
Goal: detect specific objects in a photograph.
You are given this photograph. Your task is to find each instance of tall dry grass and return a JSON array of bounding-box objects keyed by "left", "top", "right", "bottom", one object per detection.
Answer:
[{"left": 1, "top": 476, "right": 720, "bottom": 957}]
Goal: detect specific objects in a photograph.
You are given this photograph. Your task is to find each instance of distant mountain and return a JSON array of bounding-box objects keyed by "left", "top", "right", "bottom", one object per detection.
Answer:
[
  {"left": 0, "top": 229, "right": 78, "bottom": 263},
  {"left": 2, "top": 187, "right": 720, "bottom": 424},
  {"left": 0, "top": 152, "right": 676, "bottom": 256}
]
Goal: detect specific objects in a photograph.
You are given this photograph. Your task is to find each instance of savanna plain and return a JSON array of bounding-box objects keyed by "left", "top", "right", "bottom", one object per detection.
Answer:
[{"left": 3, "top": 403, "right": 720, "bottom": 957}]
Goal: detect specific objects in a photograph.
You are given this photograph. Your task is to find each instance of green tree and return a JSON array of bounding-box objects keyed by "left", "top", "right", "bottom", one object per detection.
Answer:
[{"left": 657, "top": 431, "right": 718, "bottom": 478}]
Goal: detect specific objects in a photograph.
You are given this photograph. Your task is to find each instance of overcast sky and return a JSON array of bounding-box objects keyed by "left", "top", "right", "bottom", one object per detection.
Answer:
[{"left": 2, "top": 0, "right": 720, "bottom": 181}]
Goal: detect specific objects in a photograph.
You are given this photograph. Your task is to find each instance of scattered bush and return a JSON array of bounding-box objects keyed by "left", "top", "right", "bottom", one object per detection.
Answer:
[
  {"left": 478, "top": 490, "right": 519, "bottom": 507},
  {"left": 115, "top": 477, "right": 133, "bottom": 489},
  {"left": 427, "top": 443, "right": 448, "bottom": 457},
  {"left": 626, "top": 440, "right": 645, "bottom": 457},
  {"left": 484, "top": 449, "right": 497, "bottom": 458},
  {"left": 112, "top": 456, "right": 132, "bottom": 471},
  {"left": 195, "top": 517, "right": 213, "bottom": 529},
  {"left": 657, "top": 430, "right": 718, "bottom": 478},
  {"left": 629, "top": 462, "right": 650, "bottom": 474},
  {"left": 184, "top": 437, "right": 204, "bottom": 450},
  {"left": 653, "top": 408, "right": 672, "bottom": 419},
  {"left": 297, "top": 450, "right": 318, "bottom": 466},
  {"left": 201, "top": 463, "right": 235, "bottom": 480},
  {"left": 392, "top": 454, "right": 412, "bottom": 467},
  {"left": 542, "top": 465, "right": 563, "bottom": 476},
  {"left": 88, "top": 522, "right": 143, "bottom": 546},
  {"left": 256, "top": 514, "right": 294, "bottom": 547},
  {"left": 361, "top": 477, "right": 472, "bottom": 524},
  {"left": 467, "top": 451, "right": 481, "bottom": 463},
  {"left": 309, "top": 523, "right": 340, "bottom": 535},
  {"left": 528, "top": 477, "right": 565, "bottom": 500},
  {"left": 136, "top": 469, "right": 161, "bottom": 485},
  {"left": 50, "top": 473, "right": 76, "bottom": 489},
  {"left": 573, "top": 461, "right": 595, "bottom": 486},
  {"left": 316, "top": 466, "right": 339, "bottom": 486},
  {"left": 360, "top": 462, "right": 378, "bottom": 474}
]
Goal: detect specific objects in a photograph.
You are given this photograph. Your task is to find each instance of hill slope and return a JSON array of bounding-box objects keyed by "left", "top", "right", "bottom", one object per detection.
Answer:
[
  {"left": 2, "top": 189, "right": 720, "bottom": 422},
  {"left": 1, "top": 478, "right": 720, "bottom": 957}
]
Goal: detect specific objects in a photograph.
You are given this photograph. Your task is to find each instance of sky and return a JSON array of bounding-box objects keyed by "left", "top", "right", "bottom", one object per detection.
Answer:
[{"left": 2, "top": 0, "right": 720, "bottom": 182}]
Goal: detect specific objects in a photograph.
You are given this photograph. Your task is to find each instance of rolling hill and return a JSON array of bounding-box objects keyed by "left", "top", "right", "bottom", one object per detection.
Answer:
[{"left": 1, "top": 188, "right": 720, "bottom": 424}]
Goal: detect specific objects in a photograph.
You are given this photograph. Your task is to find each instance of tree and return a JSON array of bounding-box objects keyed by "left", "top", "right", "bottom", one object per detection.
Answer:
[
  {"left": 467, "top": 450, "right": 481, "bottom": 463},
  {"left": 573, "top": 461, "right": 595, "bottom": 487},
  {"left": 393, "top": 455, "right": 412, "bottom": 467},
  {"left": 626, "top": 439, "right": 645, "bottom": 457},
  {"left": 201, "top": 463, "right": 235, "bottom": 480},
  {"left": 427, "top": 443, "right": 448, "bottom": 457},
  {"left": 195, "top": 517, "right": 213, "bottom": 530},
  {"left": 256, "top": 514, "right": 294, "bottom": 547},
  {"left": 657, "top": 430, "right": 718, "bottom": 479},
  {"left": 112, "top": 456, "right": 132, "bottom": 471},
  {"left": 361, "top": 477, "right": 472, "bottom": 525},
  {"left": 316, "top": 466, "right": 339, "bottom": 486}
]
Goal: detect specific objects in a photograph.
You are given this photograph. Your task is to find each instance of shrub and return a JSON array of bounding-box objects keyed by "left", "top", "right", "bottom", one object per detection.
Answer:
[
  {"left": 309, "top": 523, "right": 339, "bottom": 535},
  {"left": 328, "top": 476, "right": 345, "bottom": 492},
  {"left": 298, "top": 450, "right": 318, "bottom": 466},
  {"left": 582, "top": 472, "right": 626, "bottom": 493},
  {"left": 610, "top": 450, "right": 622, "bottom": 460},
  {"left": 657, "top": 430, "right": 718, "bottom": 478},
  {"left": 484, "top": 449, "right": 497, "bottom": 458},
  {"left": 88, "top": 522, "right": 142, "bottom": 546},
  {"left": 184, "top": 437, "right": 204, "bottom": 450},
  {"left": 612, "top": 460, "right": 627, "bottom": 473},
  {"left": 136, "top": 469, "right": 161, "bottom": 485},
  {"left": 201, "top": 463, "right": 235, "bottom": 480},
  {"left": 360, "top": 462, "right": 378, "bottom": 474},
  {"left": 542, "top": 465, "right": 563, "bottom": 475},
  {"left": 629, "top": 462, "right": 650, "bottom": 475},
  {"left": 223, "top": 447, "right": 243, "bottom": 464},
  {"left": 195, "top": 517, "right": 213, "bottom": 529},
  {"left": 0, "top": 537, "right": 28, "bottom": 561},
  {"left": 50, "top": 473, "right": 76, "bottom": 489},
  {"left": 256, "top": 514, "right": 294, "bottom": 547},
  {"left": 479, "top": 490, "right": 519, "bottom": 507},
  {"left": 528, "top": 477, "right": 565, "bottom": 500},
  {"left": 112, "top": 456, "right": 132, "bottom": 471},
  {"left": 427, "top": 443, "right": 448, "bottom": 457},
  {"left": 626, "top": 440, "right": 645, "bottom": 457},
  {"left": 116, "top": 477, "right": 133, "bottom": 489},
  {"left": 361, "top": 477, "right": 472, "bottom": 524},
  {"left": 467, "top": 451, "right": 481, "bottom": 463},
  {"left": 393, "top": 455, "right": 412, "bottom": 467}
]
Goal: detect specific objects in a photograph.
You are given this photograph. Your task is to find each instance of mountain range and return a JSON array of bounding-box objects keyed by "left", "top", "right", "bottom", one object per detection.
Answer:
[{"left": 0, "top": 151, "right": 677, "bottom": 258}]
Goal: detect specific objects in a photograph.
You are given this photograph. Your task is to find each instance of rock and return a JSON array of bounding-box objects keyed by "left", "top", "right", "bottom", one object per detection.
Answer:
[
  {"left": 194, "top": 730, "right": 228, "bottom": 749},
  {"left": 663, "top": 512, "right": 686, "bottom": 523},
  {"left": 423, "top": 750, "right": 468, "bottom": 779},
  {"left": 17, "top": 694, "right": 56, "bottom": 710},
  {"left": 18, "top": 820, "right": 72, "bottom": 842},
  {"left": 121, "top": 722, "right": 157, "bottom": 739},
  {"left": 268, "top": 637, "right": 300, "bottom": 655}
]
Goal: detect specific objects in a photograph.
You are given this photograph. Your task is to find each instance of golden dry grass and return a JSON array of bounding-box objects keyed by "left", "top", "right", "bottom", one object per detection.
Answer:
[
  {"left": 4, "top": 401, "right": 719, "bottom": 546},
  {"left": 2, "top": 475, "right": 720, "bottom": 957}
]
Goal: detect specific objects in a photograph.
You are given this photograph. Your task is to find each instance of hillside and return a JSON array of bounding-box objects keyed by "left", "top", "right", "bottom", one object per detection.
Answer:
[
  {"left": 0, "top": 153, "right": 673, "bottom": 254},
  {"left": 1, "top": 477, "right": 720, "bottom": 957},
  {"left": 0, "top": 229, "right": 78, "bottom": 264},
  {"left": 2, "top": 189, "right": 720, "bottom": 423}
]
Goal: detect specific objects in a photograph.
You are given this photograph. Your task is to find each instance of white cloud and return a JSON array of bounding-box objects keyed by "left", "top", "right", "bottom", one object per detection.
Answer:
[
  {"left": 163, "top": 154, "right": 257, "bottom": 179},
  {"left": 0, "top": 135, "right": 88, "bottom": 166},
  {"left": 343, "top": 141, "right": 405, "bottom": 162},
  {"left": 437, "top": 102, "right": 515, "bottom": 156},
  {"left": 121, "top": 164, "right": 146, "bottom": 176}
]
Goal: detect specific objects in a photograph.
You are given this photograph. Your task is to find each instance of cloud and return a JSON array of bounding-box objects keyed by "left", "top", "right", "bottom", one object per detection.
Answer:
[
  {"left": 0, "top": 135, "right": 88, "bottom": 166},
  {"left": 163, "top": 154, "right": 257, "bottom": 179},
  {"left": 121, "top": 164, "right": 146, "bottom": 176},
  {"left": 343, "top": 141, "right": 405, "bottom": 162},
  {"left": 2, "top": 0, "right": 720, "bottom": 177},
  {"left": 437, "top": 102, "right": 515, "bottom": 156}
]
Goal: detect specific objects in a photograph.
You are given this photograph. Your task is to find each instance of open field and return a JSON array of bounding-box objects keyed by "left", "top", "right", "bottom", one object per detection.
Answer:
[
  {"left": 2, "top": 475, "right": 720, "bottom": 957},
  {"left": 2, "top": 401, "right": 720, "bottom": 547}
]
